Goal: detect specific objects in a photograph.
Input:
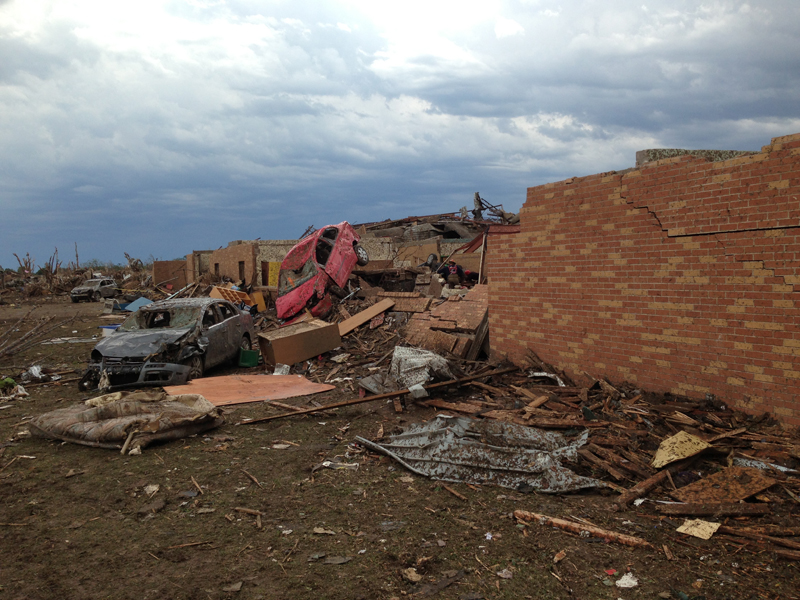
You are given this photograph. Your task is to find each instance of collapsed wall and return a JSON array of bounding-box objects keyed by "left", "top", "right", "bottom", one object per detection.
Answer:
[{"left": 487, "top": 133, "right": 800, "bottom": 425}]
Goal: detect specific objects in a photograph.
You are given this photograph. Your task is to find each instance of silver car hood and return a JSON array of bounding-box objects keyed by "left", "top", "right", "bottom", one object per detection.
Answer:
[{"left": 94, "top": 328, "right": 194, "bottom": 358}]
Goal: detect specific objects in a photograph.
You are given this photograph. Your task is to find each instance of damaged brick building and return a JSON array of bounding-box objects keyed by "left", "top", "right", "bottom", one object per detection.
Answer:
[{"left": 487, "top": 133, "right": 800, "bottom": 425}]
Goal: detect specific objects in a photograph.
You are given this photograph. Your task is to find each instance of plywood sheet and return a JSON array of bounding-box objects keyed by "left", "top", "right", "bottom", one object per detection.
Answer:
[
  {"left": 671, "top": 466, "right": 776, "bottom": 504},
  {"left": 165, "top": 374, "right": 335, "bottom": 407}
]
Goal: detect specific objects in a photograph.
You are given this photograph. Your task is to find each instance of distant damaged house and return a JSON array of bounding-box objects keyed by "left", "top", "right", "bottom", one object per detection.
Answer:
[{"left": 176, "top": 205, "right": 516, "bottom": 290}]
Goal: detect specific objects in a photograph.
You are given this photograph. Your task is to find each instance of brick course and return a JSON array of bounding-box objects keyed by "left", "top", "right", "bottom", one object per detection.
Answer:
[{"left": 487, "top": 133, "right": 800, "bottom": 425}]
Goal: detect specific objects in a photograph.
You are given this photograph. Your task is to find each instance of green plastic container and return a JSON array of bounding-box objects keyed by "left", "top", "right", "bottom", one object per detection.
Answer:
[{"left": 238, "top": 348, "right": 260, "bottom": 368}]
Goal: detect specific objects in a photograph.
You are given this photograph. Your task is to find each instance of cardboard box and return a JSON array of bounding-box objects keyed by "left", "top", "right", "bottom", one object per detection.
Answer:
[{"left": 257, "top": 319, "right": 341, "bottom": 366}]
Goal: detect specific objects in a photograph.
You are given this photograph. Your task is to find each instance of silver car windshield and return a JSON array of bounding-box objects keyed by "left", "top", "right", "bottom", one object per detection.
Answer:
[{"left": 119, "top": 307, "right": 201, "bottom": 331}]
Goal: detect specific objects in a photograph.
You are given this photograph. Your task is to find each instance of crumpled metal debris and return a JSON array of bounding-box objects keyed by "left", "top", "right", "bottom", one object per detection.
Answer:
[
  {"left": 732, "top": 457, "right": 799, "bottom": 474},
  {"left": 28, "top": 389, "right": 224, "bottom": 453},
  {"left": 527, "top": 371, "right": 565, "bottom": 387},
  {"left": 356, "top": 415, "right": 603, "bottom": 493},
  {"left": 358, "top": 372, "right": 399, "bottom": 395},
  {"left": 389, "top": 347, "right": 453, "bottom": 389}
]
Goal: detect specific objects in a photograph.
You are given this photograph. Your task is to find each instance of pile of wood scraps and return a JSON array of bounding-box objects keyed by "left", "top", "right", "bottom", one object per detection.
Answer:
[{"left": 406, "top": 363, "right": 800, "bottom": 559}]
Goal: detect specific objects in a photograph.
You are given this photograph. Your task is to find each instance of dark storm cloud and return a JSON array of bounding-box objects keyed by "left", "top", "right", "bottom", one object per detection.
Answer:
[{"left": 1, "top": 0, "right": 798, "bottom": 267}]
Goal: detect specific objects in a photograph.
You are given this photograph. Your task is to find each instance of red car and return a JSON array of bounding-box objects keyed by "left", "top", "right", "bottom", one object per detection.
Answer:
[{"left": 276, "top": 222, "right": 369, "bottom": 321}]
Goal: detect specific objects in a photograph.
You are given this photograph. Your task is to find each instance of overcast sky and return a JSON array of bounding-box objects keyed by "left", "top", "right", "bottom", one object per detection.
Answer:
[{"left": 2, "top": 0, "right": 799, "bottom": 268}]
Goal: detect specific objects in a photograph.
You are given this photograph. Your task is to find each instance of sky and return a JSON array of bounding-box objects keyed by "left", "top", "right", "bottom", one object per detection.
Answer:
[{"left": 2, "top": 0, "right": 799, "bottom": 268}]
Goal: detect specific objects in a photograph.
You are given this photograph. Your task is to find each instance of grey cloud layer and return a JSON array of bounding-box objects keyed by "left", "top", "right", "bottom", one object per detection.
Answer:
[{"left": 1, "top": 0, "right": 798, "bottom": 266}]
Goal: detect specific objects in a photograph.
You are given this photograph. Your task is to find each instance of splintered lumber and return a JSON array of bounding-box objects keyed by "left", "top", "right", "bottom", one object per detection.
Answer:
[
  {"left": 613, "top": 471, "right": 670, "bottom": 509},
  {"left": 420, "top": 399, "right": 484, "bottom": 414},
  {"left": 736, "top": 525, "right": 800, "bottom": 537},
  {"left": 586, "top": 443, "right": 652, "bottom": 480},
  {"left": 338, "top": 299, "right": 395, "bottom": 336},
  {"left": 526, "top": 418, "right": 605, "bottom": 429},
  {"left": 468, "top": 381, "right": 506, "bottom": 396},
  {"left": 465, "top": 311, "right": 488, "bottom": 361},
  {"left": 717, "top": 526, "right": 800, "bottom": 551},
  {"left": 514, "top": 510, "right": 652, "bottom": 549},
  {"left": 612, "top": 457, "right": 697, "bottom": 510},
  {"left": 239, "top": 366, "right": 519, "bottom": 425},
  {"left": 578, "top": 448, "right": 627, "bottom": 480},
  {"left": 234, "top": 507, "right": 265, "bottom": 516},
  {"left": 655, "top": 503, "right": 771, "bottom": 517},
  {"left": 267, "top": 401, "right": 304, "bottom": 412}
]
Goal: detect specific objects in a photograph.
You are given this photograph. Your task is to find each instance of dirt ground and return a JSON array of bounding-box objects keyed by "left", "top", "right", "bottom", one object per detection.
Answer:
[{"left": 1, "top": 296, "right": 798, "bottom": 600}]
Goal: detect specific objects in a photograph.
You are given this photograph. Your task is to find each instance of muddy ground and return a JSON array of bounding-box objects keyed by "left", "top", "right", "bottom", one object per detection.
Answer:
[{"left": 1, "top": 296, "right": 798, "bottom": 600}]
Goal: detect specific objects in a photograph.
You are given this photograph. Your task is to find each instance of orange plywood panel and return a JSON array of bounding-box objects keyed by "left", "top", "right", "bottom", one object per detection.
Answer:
[{"left": 165, "top": 374, "right": 335, "bottom": 407}]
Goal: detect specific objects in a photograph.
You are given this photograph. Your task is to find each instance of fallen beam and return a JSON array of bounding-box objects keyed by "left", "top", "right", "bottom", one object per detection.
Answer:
[
  {"left": 238, "top": 366, "right": 519, "bottom": 425},
  {"left": 611, "top": 457, "right": 697, "bottom": 511},
  {"left": 717, "top": 526, "right": 800, "bottom": 551},
  {"left": 514, "top": 510, "right": 652, "bottom": 549},
  {"left": 655, "top": 503, "right": 771, "bottom": 517}
]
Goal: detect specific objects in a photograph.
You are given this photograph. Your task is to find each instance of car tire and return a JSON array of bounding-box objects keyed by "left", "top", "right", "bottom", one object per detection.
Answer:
[
  {"left": 355, "top": 244, "right": 369, "bottom": 266},
  {"left": 231, "top": 335, "right": 251, "bottom": 365},
  {"left": 71, "top": 297, "right": 79, "bottom": 303},
  {"left": 92, "top": 291, "right": 101, "bottom": 302},
  {"left": 239, "top": 335, "right": 251, "bottom": 352},
  {"left": 183, "top": 355, "right": 204, "bottom": 380}
]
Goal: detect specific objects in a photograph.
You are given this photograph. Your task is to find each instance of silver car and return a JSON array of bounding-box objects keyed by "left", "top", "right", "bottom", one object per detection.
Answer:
[
  {"left": 71, "top": 278, "right": 117, "bottom": 302},
  {"left": 79, "top": 298, "right": 255, "bottom": 391}
]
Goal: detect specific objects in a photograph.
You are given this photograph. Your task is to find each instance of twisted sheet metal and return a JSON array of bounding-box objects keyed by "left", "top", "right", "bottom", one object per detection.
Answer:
[{"left": 356, "top": 415, "right": 603, "bottom": 493}]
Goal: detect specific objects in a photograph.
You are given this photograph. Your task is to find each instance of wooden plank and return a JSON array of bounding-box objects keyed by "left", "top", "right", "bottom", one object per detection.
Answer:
[
  {"left": 420, "top": 399, "right": 483, "bottom": 414},
  {"left": 655, "top": 503, "right": 771, "bottom": 517},
  {"left": 464, "top": 311, "right": 488, "bottom": 361},
  {"left": 338, "top": 299, "right": 395, "bottom": 336},
  {"left": 586, "top": 443, "right": 651, "bottom": 480},
  {"left": 578, "top": 448, "right": 626, "bottom": 480}
]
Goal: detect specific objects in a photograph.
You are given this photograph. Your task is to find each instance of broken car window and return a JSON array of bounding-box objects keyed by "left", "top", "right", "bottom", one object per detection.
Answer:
[
  {"left": 217, "top": 302, "right": 235, "bottom": 320},
  {"left": 119, "top": 306, "right": 201, "bottom": 331},
  {"left": 202, "top": 307, "right": 219, "bottom": 328},
  {"left": 278, "top": 260, "right": 318, "bottom": 295}
]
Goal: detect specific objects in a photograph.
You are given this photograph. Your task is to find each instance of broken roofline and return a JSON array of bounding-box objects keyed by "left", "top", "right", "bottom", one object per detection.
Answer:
[{"left": 354, "top": 213, "right": 498, "bottom": 231}]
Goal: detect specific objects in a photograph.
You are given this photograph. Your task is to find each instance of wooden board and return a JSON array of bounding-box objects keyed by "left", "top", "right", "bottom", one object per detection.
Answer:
[
  {"left": 165, "top": 374, "right": 335, "bottom": 407},
  {"left": 338, "top": 299, "right": 395, "bottom": 336}
]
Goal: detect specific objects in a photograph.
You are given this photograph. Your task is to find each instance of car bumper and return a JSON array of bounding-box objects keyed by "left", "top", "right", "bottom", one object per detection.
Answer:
[{"left": 84, "top": 361, "right": 191, "bottom": 390}]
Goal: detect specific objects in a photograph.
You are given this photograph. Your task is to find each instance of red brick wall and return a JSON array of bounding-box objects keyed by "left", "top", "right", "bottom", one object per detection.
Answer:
[
  {"left": 209, "top": 243, "right": 257, "bottom": 284},
  {"left": 488, "top": 133, "right": 800, "bottom": 424},
  {"left": 152, "top": 260, "right": 187, "bottom": 289}
]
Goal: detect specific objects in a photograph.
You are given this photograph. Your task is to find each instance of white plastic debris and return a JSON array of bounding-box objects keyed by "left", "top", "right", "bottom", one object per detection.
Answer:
[
  {"left": 273, "top": 364, "right": 290, "bottom": 375},
  {"left": 615, "top": 573, "right": 639, "bottom": 588},
  {"left": 408, "top": 383, "right": 429, "bottom": 398}
]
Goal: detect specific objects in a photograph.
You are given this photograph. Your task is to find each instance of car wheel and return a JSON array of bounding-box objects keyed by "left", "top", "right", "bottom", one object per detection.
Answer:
[
  {"left": 354, "top": 244, "right": 369, "bottom": 266},
  {"left": 183, "top": 355, "right": 204, "bottom": 380},
  {"left": 71, "top": 297, "right": 79, "bottom": 303},
  {"left": 92, "top": 291, "right": 101, "bottom": 302},
  {"left": 239, "top": 335, "right": 251, "bottom": 352}
]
